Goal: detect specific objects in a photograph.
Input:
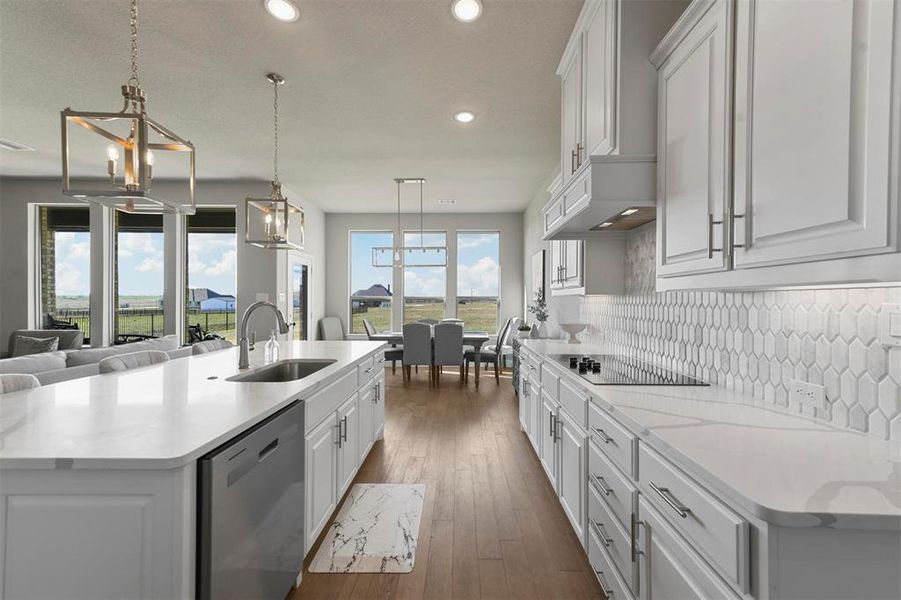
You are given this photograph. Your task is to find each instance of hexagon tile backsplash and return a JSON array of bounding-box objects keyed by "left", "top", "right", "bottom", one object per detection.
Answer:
[{"left": 577, "top": 223, "right": 901, "bottom": 441}]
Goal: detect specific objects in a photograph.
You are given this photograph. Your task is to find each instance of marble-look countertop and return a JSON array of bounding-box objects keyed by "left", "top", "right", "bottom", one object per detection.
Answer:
[
  {"left": 0, "top": 341, "right": 386, "bottom": 470},
  {"left": 520, "top": 339, "right": 901, "bottom": 529}
]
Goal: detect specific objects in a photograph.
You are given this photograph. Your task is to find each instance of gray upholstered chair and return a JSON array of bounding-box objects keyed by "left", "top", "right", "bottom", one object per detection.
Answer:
[
  {"left": 98, "top": 350, "right": 170, "bottom": 374},
  {"left": 0, "top": 373, "right": 41, "bottom": 394},
  {"left": 319, "top": 317, "right": 345, "bottom": 341},
  {"left": 402, "top": 322, "right": 432, "bottom": 383},
  {"left": 191, "top": 339, "right": 234, "bottom": 355},
  {"left": 485, "top": 317, "right": 519, "bottom": 370},
  {"left": 364, "top": 319, "right": 403, "bottom": 374},
  {"left": 465, "top": 317, "right": 513, "bottom": 384},
  {"left": 433, "top": 322, "right": 464, "bottom": 385}
]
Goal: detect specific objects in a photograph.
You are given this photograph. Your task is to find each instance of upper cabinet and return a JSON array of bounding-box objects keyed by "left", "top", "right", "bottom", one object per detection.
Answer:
[
  {"left": 544, "top": 0, "right": 688, "bottom": 241},
  {"left": 653, "top": 0, "right": 901, "bottom": 290}
]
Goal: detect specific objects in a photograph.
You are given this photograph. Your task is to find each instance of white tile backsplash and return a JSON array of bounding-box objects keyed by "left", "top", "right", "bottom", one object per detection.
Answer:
[{"left": 576, "top": 222, "right": 901, "bottom": 440}]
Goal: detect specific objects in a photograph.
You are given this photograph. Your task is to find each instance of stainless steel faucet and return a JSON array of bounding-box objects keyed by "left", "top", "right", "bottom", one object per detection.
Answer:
[{"left": 238, "top": 301, "right": 290, "bottom": 369}]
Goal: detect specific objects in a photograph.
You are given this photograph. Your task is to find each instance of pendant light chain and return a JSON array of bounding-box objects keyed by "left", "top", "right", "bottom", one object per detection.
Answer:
[
  {"left": 273, "top": 76, "right": 280, "bottom": 185},
  {"left": 127, "top": 0, "right": 141, "bottom": 112}
]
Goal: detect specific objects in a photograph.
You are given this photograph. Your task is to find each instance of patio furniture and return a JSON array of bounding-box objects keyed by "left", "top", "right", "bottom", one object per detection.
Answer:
[
  {"left": 433, "top": 322, "right": 464, "bottom": 385},
  {"left": 98, "top": 350, "right": 170, "bottom": 374},
  {"left": 401, "top": 322, "right": 433, "bottom": 383}
]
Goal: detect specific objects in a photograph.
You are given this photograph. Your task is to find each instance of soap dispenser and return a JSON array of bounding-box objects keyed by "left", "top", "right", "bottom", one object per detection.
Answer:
[{"left": 264, "top": 330, "right": 279, "bottom": 364}]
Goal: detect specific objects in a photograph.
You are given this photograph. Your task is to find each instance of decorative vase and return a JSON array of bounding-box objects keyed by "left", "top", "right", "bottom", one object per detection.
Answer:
[
  {"left": 537, "top": 321, "right": 548, "bottom": 338},
  {"left": 530, "top": 324, "right": 539, "bottom": 339}
]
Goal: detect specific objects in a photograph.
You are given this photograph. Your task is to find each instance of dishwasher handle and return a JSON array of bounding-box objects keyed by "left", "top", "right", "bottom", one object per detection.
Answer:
[{"left": 258, "top": 438, "right": 279, "bottom": 462}]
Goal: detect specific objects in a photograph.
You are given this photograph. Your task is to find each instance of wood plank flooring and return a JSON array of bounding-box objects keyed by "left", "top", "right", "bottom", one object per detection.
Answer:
[{"left": 292, "top": 369, "right": 603, "bottom": 600}]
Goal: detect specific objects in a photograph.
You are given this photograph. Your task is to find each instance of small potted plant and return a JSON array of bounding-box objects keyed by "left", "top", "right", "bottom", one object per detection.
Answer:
[
  {"left": 517, "top": 322, "right": 532, "bottom": 339},
  {"left": 527, "top": 286, "right": 549, "bottom": 338}
]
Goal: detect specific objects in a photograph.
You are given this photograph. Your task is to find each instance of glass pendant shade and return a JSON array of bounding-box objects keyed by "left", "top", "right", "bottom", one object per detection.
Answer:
[
  {"left": 245, "top": 182, "right": 304, "bottom": 249},
  {"left": 61, "top": 104, "right": 195, "bottom": 214}
]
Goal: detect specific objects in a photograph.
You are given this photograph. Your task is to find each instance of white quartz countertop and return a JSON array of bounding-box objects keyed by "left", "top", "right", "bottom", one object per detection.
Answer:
[
  {"left": 0, "top": 341, "right": 386, "bottom": 470},
  {"left": 519, "top": 339, "right": 901, "bottom": 528}
]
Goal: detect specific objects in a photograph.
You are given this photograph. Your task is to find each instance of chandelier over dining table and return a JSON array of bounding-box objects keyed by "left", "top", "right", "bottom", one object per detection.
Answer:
[
  {"left": 60, "top": 0, "right": 195, "bottom": 214},
  {"left": 372, "top": 178, "right": 447, "bottom": 268}
]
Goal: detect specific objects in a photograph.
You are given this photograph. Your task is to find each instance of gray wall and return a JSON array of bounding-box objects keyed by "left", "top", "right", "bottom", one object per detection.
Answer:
[
  {"left": 324, "top": 212, "right": 524, "bottom": 337},
  {"left": 0, "top": 177, "right": 325, "bottom": 345}
]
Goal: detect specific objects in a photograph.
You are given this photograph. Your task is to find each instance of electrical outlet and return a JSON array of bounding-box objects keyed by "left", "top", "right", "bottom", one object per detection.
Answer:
[{"left": 789, "top": 378, "right": 827, "bottom": 410}]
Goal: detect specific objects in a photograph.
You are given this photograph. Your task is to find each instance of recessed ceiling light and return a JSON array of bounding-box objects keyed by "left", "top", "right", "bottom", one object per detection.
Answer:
[
  {"left": 454, "top": 111, "right": 475, "bottom": 124},
  {"left": 620, "top": 208, "right": 639, "bottom": 216},
  {"left": 264, "top": 0, "right": 299, "bottom": 22},
  {"left": 452, "top": 0, "right": 482, "bottom": 22},
  {"left": 598, "top": 222, "right": 613, "bottom": 228}
]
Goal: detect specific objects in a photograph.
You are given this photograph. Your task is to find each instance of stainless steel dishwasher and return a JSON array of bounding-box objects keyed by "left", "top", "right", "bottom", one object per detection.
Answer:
[{"left": 197, "top": 400, "right": 305, "bottom": 600}]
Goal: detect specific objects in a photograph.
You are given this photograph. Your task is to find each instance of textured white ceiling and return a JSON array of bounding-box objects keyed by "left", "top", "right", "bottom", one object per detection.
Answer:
[{"left": 0, "top": 0, "right": 580, "bottom": 212}]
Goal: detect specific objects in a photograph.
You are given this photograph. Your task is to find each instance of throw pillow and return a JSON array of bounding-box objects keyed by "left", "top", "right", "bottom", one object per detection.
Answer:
[{"left": 12, "top": 335, "right": 60, "bottom": 357}]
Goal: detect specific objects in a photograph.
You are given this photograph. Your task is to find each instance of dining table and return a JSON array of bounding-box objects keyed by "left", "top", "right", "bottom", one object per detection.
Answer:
[{"left": 369, "top": 330, "right": 491, "bottom": 387}]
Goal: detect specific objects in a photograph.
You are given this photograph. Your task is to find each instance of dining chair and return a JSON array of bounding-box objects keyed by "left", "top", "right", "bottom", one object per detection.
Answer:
[
  {"left": 365, "top": 318, "right": 403, "bottom": 374},
  {"left": 98, "top": 350, "right": 170, "bottom": 374},
  {"left": 433, "top": 322, "right": 464, "bottom": 386},
  {"left": 464, "top": 317, "right": 512, "bottom": 384},
  {"left": 402, "top": 322, "right": 433, "bottom": 383},
  {"left": 0, "top": 373, "right": 41, "bottom": 394},
  {"left": 440, "top": 318, "right": 464, "bottom": 324},
  {"left": 485, "top": 317, "right": 519, "bottom": 370},
  {"left": 319, "top": 316, "right": 345, "bottom": 341},
  {"left": 192, "top": 339, "right": 234, "bottom": 355}
]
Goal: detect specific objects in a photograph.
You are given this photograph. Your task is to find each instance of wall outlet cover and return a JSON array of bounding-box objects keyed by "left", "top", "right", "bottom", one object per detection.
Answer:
[
  {"left": 789, "top": 378, "right": 827, "bottom": 411},
  {"left": 878, "top": 304, "right": 901, "bottom": 347}
]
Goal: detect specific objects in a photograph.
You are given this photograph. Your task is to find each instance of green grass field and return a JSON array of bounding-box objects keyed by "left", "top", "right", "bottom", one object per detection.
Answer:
[{"left": 352, "top": 300, "right": 499, "bottom": 334}]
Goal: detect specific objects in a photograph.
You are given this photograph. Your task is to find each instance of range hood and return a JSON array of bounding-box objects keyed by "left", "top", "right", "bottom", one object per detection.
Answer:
[{"left": 542, "top": 155, "right": 657, "bottom": 240}]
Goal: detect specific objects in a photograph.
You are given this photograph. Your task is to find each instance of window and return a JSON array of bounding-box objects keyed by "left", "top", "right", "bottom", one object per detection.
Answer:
[
  {"left": 185, "top": 209, "right": 237, "bottom": 343},
  {"left": 115, "top": 212, "right": 164, "bottom": 342},
  {"left": 289, "top": 254, "right": 309, "bottom": 341},
  {"left": 349, "top": 231, "right": 393, "bottom": 334},
  {"left": 456, "top": 232, "right": 500, "bottom": 332},
  {"left": 403, "top": 231, "right": 447, "bottom": 324},
  {"left": 38, "top": 206, "right": 92, "bottom": 341}
]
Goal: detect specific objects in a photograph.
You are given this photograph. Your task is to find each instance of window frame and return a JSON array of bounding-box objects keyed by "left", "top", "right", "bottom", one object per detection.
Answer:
[
  {"left": 402, "top": 229, "right": 448, "bottom": 325},
  {"left": 348, "top": 229, "right": 396, "bottom": 336},
  {"left": 455, "top": 229, "right": 501, "bottom": 333}
]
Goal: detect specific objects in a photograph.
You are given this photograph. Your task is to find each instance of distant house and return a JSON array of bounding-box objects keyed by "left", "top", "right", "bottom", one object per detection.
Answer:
[
  {"left": 200, "top": 296, "right": 236, "bottom": 311},
  {"left": 351, "top": 284, "right": 391, "bottom": 311},
  {"left": 189, "top": 288, "right": 234, "bottom": 310}
]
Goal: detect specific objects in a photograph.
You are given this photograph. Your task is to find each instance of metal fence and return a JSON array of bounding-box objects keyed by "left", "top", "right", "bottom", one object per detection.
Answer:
[{"left": 50, "top": 308, "right": 236, "bottom": 341}]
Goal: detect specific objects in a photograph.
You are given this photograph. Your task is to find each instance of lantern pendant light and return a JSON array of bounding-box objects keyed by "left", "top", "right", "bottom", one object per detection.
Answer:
[
  {"left": 371, "top": 178, "right": 446, "bottom": 268},
  {"left": 60, "top": 0, "right": 196, "bottom": 214},
  {"left": 244, "top": 73, "right": 305, "bottom": 250}
]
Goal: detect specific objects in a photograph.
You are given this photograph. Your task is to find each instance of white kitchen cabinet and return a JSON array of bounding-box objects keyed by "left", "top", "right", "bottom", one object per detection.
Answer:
[
  {"left": 583, "top": 0, "right": 617, "bottom": 156},
  {"left": 336, "top": 393, "right": 359, "bottom": 498},
  {"left": 539, "top": 393, "right": 559, "bottom": 490},
  {"left": 561, "top": 39, "right": 584, "bottom": 185},
  {"left": 304, "top": 414, "right": 338, "bottom": 551},
  {"left": 652, "top": 0, "right": 733, "bottom": 278},
  {"left": 549, "top": 239, "right": 585, "bottom": 295},
  {"left": 557, "top": 409, "right": 587, "bottom": 544},
  {"left": 373, "top": 372, "right": 385, "bottom": 440},
  {"left": 359, "top": 385, "right": 375, "bottom": 460},
  {"left": 731, "top": 0, "right": 898, "bottom": 269}
]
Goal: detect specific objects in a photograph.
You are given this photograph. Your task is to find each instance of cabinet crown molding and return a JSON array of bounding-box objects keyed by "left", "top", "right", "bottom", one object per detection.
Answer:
[
  {"left": 650, "top": 0, "right": 718, "bottom": 68},
  {"left": 555, "top": 0, "right": 613, "bottom": 75}
]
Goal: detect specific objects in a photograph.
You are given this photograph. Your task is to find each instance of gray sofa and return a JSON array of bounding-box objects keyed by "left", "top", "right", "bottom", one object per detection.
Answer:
[{"left": 0, "top": 335, "right": 192, "bottom": 385}]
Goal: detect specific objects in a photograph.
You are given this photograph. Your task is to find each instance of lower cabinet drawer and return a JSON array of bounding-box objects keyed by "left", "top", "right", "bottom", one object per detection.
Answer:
[
  {"left": 588, "top": 521, "right": 635, "bottom": 600},
  {"left": 357, "top": 356, "right": 376, "bottom": 383},
  {"left": 588, "top": 480, "right": 636, "bottom": 594},
  {"left": 638, "top": 496, "right": 740, "bottom": 600},
  {"left": 559, "top": 377, "right": 587, "bottom": 429},
  {"left": 638, "top": 444, "right": 749, "bottom": 592},
  {"left": 541, "top": 362, "right": 560, "bottom": 400},
  {"left": 588, "top": 401, "right": 636, "bottom": 479},
  {"left": 588, "top": 440, "right": 636, "bottom": 532}
]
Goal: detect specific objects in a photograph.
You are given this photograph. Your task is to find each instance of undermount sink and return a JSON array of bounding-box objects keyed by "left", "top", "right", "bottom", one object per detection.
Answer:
[{"left": 226, "top": 359, "right": 337, "bottom": 383}]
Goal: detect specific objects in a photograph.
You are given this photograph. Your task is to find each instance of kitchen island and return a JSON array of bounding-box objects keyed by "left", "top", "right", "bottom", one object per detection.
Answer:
[
  {"left": 0, "top": 340, "right": 387, "bottom": 600},
  {"left": 515, "top": 339, "right": 901, "bottom": 600}
]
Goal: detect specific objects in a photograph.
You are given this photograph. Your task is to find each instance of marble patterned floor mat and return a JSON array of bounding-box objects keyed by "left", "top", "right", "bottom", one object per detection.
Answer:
[{"left": 308, "top": 483, "right": 426, "bottom": 573}]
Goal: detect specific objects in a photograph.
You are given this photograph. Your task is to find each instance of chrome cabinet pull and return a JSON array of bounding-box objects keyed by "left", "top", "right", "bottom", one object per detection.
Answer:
[
  {"left": 630, "top": 512, "right": 644, "bottom": 562},
  {"left": 549, "top": 413, "right": 556, "bottom": 439},
  {"left": 340, "top": 416, "right": 349, "bottom": 443},
  {"left": 591, "top": 473, "right": 613, "bottom": 496},
  {"left": 732, "top": 213, "right": 746, "bottom": 250},
  {"left": 576, "top": 142, "right": 584, "bottom": 166},
  {"left": 571, "top": 149, "right": 577, "bottom": 174},
  {"left": 591, "top": 520, "right": 613, "bottom": 547},
  {"left": 591, "top": 426, "right": 613, "bottom": 444},
  {"left": 365, "top": 366, "right": 373, "bottom": 374},
  {"left": 594, "top": 571, "right": 614, "bottom": 597},
  {"left": 649, "top": 482, "right": 691, "bottom": 518},
  {"left": 707, "top": 213, "right": 724, "bottom": 259},
  {"left": 335, "top": 422, "right": 342, "bottom": 448},
  {"left": 554, "top": 416, "right": 562, "bottom": 441}
]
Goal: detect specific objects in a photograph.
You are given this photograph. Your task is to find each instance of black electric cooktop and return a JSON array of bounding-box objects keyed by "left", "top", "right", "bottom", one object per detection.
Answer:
[{"left": 548, "top": 354, "right": 708, "bottom": 386}]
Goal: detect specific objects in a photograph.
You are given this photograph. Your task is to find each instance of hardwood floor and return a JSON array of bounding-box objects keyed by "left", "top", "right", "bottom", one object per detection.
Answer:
[{"left": 292, "top": 368, "right": 603, "bottom": 600}]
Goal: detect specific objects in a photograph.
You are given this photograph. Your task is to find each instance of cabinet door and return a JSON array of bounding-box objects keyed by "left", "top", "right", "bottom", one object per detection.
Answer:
[
  {"left": 562, "top": 240, "right": 583, "bottom": 288},
  {"left": 519, "top": 376, "right": 530, "bottom": 432},
  {"left": 732, "top": 0, "right": 898, "bottom": 269},
  {"left": 538, "top": 394, "right": 559, "bottom": 490},
  {"left": 529, "top": 381, "right": 542, "bottom": 454},
  {"left": 656, "top": 0, "right": 733, "bottom": 277},
  {"left": 561, "top": 39, "right": 584, "bottom": 184},
  {"left": 336, "top": 394, "right": 360, "bottom": 498},
  {"left": 557, "top": 411, "right": 587, "bottom": 544},
  {"left": 638, "top": 497, "right": 739, "bottom": 600},
  {"left": 305, "top": 416, "right": 338, "bottom": 551},
  {"left": 358, "top": 385, "right": 375, "bottom": 460},
  {"left": 583, "top": 0, "right": 617, "bottom": 156},
  {"left": 549, "top": 240, "right": 565, "bottom": 289},
  {"left": 373, "top": 376, "right": 385, "bottom": 440}
]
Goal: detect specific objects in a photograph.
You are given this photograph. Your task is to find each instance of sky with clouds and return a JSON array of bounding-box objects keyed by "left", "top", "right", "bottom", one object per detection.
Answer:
[
  {"left": 52, "top": 230, "right": 237, "bottom": 299},
  {"left": 350, "top": 231, "right": 499, "bottom": 298}
]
